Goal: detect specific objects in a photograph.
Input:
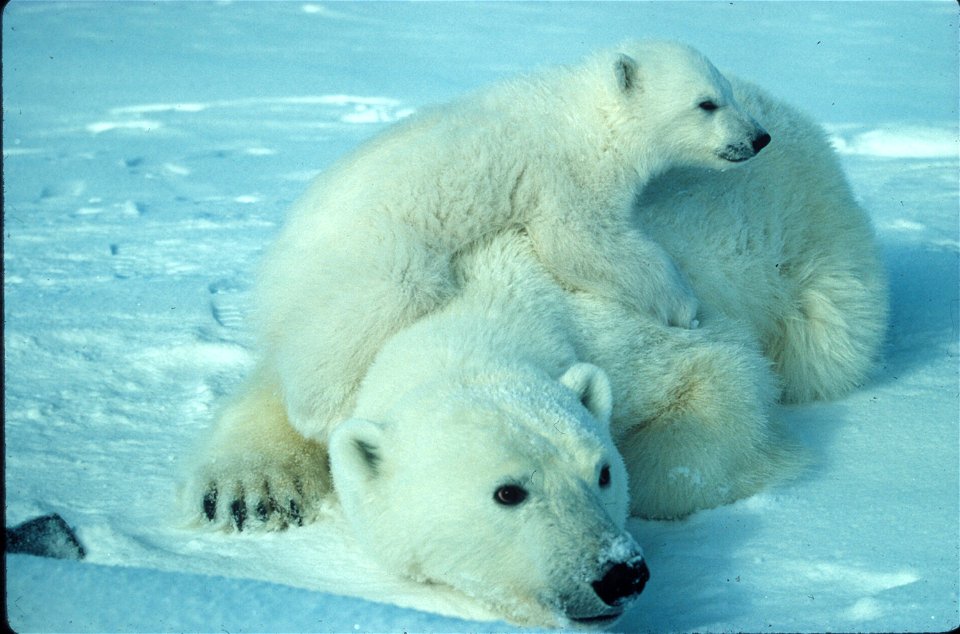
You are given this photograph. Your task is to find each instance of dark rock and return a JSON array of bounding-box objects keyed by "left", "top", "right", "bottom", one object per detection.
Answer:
[{"left": 5, "top": 513, "right": 86, "bottom": 560}]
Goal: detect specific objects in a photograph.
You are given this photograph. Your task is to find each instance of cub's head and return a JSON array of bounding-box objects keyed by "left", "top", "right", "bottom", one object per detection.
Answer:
[
  {"left": 329, "top": 363, "right": 648, "bottom": 627},
  {"left": 596, "top": 40, "right": 770, "bottom": 172}
]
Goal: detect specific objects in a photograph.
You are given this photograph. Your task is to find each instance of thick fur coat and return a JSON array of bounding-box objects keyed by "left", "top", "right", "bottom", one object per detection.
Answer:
[{"left": 183, "top": 41, "right": 886, "bottom": 628}]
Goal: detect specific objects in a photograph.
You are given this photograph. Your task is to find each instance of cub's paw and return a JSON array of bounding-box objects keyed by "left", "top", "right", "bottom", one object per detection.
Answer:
[
  {"left": 184, "top": 448, "right": 329, "bottom": 532},
  {"left": 623, "top": 243, "right": 699, "bottom": 329},
  {"left": 649, "top": 265, "right": 699, "bottom": 329},
  {"left": 663, "top": 285, "right": 700, "bottom": 329}
]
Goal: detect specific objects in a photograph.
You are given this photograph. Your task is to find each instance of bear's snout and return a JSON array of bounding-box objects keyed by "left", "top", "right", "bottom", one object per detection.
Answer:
[{"left": 591, "top": 558, "right": 650, "bottom": 606}]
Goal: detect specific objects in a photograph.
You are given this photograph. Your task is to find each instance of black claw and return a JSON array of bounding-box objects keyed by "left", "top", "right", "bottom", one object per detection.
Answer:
[
  {"left": 202, "top": 487, "right": 217, "bottom": 521},
  {"left": 231, "top": 499, "right": 246, "bottom": 531},
  {"left": 289, "top": 500, "right": 302, "bottom": 526},
  {"left": 256, "top": 499, "right": 270, "bottom": 522}
]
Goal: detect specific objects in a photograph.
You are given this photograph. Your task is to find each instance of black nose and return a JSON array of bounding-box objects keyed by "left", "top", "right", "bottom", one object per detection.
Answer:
[
  {"left": 592, "top": 559, "right": 650, "bottom": 607},
  {"left": 752, "top": 131, "right": 772, "bottom": 154}
]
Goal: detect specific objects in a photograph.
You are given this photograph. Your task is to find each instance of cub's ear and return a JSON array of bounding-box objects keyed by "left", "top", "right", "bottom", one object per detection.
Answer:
[
  {"left": 614, "top": 53, "right": 640, "bottom": 93},
  {"left": 559, "top": 363, "right": 613, "bottom": 425},
  {"left": 328, "top": 418, "right": 386, "bottom": 482}
]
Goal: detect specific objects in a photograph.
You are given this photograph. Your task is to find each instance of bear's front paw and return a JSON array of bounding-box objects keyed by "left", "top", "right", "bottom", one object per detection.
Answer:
[
  {"left": 646, "top": 267, "right": 699, "bottom": 329},
  {"left": 624, "top": 243, "right": 699, "bottom": 328},
  {"left": 663, "top": 284, "right": 700, "bottom": 329},
  {"left": 184, "top": 450, "right": 329, "bottom": 532}
]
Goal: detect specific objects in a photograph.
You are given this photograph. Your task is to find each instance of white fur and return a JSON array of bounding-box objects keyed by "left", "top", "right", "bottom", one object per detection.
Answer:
[
  {"left": 254, "top": 41, "right": 769, "bottom": 439},
  {"left": 591, "top": 77, "right": 887, "bottom": 518},
  {"left": 634, "top": 77, "right": 888, "bottom": 404},
  {"left": 182, "top": 43, "right": 887, "bottom": 627},
  {"left": 321, "top": 237, "right": 645, "bottom": 626}
]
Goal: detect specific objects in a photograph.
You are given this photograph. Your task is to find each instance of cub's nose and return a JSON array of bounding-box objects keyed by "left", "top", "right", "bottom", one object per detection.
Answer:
[
  {"left": 752, "top": 131, "right": 772, "bottom": 154},
  {"left": 592, "top": 558, "right": 650, "bottom": 607}
]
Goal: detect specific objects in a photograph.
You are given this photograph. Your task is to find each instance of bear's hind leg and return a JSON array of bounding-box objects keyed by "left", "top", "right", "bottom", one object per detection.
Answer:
[
  {"left": 575, "top": 305, "right": 798, "bottom": 519},
  {"left": 619, "top": 323, "right": 797, "bottom": 519},
  {"left": 770, "top": 250, "right": 888, "bottom": 404}
]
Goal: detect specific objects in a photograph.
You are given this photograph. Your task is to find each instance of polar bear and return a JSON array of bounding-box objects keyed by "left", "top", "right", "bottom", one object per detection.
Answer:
[
  {"left": 183, "top": 45, "right": 886, "bottom": 627},
  {"left": 197, "top": 228, "right": 653, "bottom": 627},
  {"left": 321, "top": 60, "right": 888, "bottom": 614},
  {"left": 574, "top": 76, "right": 888, "bottom": 517},
  {"left": 329, "top": 270, "right": 651, "bottom": 625},
  {"left": 255, "top": 41, "right": 770, "bottom": 440},
  {"left": 632, "top": 77, "right": 888, "bottom": 405}
]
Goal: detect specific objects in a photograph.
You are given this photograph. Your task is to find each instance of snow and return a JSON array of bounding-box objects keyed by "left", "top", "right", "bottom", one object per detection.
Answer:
[{"left": 3, "top": 1, "right": 958, "bottom": 632}]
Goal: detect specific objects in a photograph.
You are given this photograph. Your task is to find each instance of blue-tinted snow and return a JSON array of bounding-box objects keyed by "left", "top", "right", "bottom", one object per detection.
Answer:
[{"left": 4, "top": 1, "right": 958, "bottom": 632}]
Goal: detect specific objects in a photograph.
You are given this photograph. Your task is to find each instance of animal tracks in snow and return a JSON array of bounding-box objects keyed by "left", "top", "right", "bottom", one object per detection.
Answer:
[
  {"left": 208, "top": 278, "right": 250, "bottom": 331},
  {"left": 788, "top": 561, "right": 920, "bottom": 623},
  {"left": 108, "top": 237, "right": 203, "bottom": 280},
  {"left": 798, "top": 561, "right": 919, "bottom": 595}
]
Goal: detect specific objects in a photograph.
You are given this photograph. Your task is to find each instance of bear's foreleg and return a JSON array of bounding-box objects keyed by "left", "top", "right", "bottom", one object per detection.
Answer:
[
  {"left": 181, "top": 365, "right": 331, "bottom": 531},
  {"left": 527, "top": 214, "right": 699, "bottom": 328}
]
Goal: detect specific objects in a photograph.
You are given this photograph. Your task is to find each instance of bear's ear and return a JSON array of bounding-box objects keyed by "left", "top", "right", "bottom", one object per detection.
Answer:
[
  {"left": 559, "top": 363, "right": 613, "bottom": 425},
  {"left": 329, "top": 418, "right": 386, "bottom": 481},
  {"left": 614, "top": 53, "right": 640, "bottom": 93}
]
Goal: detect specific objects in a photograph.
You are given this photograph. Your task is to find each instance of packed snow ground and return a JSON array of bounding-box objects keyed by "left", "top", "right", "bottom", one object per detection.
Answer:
[{"left": 4, "top": 1, "right": 959, "bottom": 632}]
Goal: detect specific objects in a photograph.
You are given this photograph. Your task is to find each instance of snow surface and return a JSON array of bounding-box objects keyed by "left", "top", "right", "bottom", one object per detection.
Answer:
[{"left": 3, "top": 1, "right": 958, "bottom": 632}]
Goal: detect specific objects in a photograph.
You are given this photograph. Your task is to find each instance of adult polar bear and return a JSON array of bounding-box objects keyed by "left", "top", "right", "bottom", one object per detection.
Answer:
[
  {"left": 184, "top": 41, "right": 886, "bottom": 626},
  {"left": 256, "top": 40, "right": 770, "bottom": 440}
]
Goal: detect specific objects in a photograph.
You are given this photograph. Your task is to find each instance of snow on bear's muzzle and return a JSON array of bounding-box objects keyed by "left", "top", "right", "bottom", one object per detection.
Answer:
[
  {"left": 592, "top": 555, "right": 650, "bottom": 608},
  {"left": 556, "top": 533, "right": 649, "bottom": 626},
  {"left": 718, "top": 127, "right": 771, "bottom": 163}
]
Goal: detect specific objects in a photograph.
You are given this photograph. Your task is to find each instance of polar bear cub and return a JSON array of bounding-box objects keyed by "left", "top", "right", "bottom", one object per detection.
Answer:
[{"left": 255, "top": 41, "right": 770, "bottom": 439}]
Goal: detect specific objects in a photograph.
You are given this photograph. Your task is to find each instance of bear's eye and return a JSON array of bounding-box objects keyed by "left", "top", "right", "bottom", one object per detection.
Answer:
[
  {"left": 698, "top": 100, "right": 719, "bottom": 112},
  {"left": 494, "top": 484, "right": 528, "bottom": 506},
  {"left": 598, "top": 464, "right": 611, "bottom": 488}
]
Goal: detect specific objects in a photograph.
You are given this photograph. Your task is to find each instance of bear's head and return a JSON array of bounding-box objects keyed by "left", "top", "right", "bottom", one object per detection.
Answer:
[
  {"left": 329, "top": 362, "right": 648, "bottom": 627},
  {"left": 597, "top": 40, "right": 770, "bottom": 173}
]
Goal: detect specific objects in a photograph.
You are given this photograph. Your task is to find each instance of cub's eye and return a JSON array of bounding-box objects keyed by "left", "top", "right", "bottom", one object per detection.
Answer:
[
  {"left": 494, "top": 484, "right": 528, "bottom": 506},
  {"left": 698, "top": 100, "right": 719, "bottom": 112},
  {"left": 598, "top": 464, "right": 611, "bottom": 488}
]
